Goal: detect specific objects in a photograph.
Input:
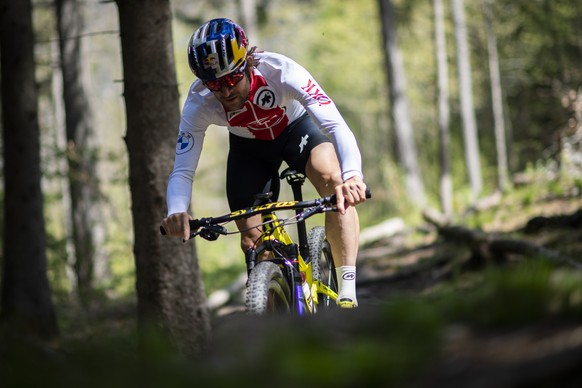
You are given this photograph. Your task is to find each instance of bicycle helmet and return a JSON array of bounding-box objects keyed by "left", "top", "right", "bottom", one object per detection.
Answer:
[{"left": 188, "top": 18, "right": 249, "bottom": 81}]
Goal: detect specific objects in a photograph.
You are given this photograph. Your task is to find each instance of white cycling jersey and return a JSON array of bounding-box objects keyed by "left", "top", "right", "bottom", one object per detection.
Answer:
[{"left": 167, "top": 51, "right": 363, "bottom": 216}]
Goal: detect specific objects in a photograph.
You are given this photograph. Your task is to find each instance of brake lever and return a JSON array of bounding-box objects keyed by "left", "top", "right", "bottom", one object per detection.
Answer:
[{"left": 197, "top": 225, "right": 228, "bottom": 241}]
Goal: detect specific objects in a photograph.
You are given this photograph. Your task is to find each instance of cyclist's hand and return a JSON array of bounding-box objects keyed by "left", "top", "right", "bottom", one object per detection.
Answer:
[
  {"left": 161, "top": 212, "right": 192, "bottom": 242},
  {"left": 335, "top": 176, "right": 367, "bottom": 215}
]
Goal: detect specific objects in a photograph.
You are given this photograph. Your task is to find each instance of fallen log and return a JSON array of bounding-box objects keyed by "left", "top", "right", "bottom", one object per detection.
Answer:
[
  {"left": 524, "top": 209, "right": 582, "bottom": 233},
  {"left": 422, "top": 208, "right": 582, "bottom": 270},
  {"left": 358, "top": 217, "right": 407, "bottom": 246}
]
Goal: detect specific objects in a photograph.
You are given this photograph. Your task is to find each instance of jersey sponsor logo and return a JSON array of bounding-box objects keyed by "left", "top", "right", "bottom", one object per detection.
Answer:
[
  {"left": 226, "top": 72, "right": 288, "bottom": 140},
  {"left": 299, "top": 134, "right": 309, "bottom": 153},
  {"left": 255, "top": 87, "right": 276, "bottom": 108},
  {"left": 301, "top": 79, "right": 331, "bottom": 106},
  {"left": 176, "top": 131, "right": 194, "bottom": 154}
]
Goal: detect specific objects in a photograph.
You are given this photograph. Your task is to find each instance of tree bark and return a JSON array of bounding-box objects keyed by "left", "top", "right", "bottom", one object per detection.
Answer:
[
  {"left": 434, "top": 0, "right": 453, "bottom": 217},
  {"left": 55, "top": 0, "right": 109, "bottom": 307},
  {"left": 379, "top": 0, "right": 427, "bottom": 207},
  {"left": 451, "top": 0, "right": 482, "bottom": 200},
  {"left": 115, "top": 0, "right": 210, "bottom": 354},
  {"left": 484, "top": 0, "right": 510, "bottom": 192},
  {"left": 0, "top": 0, "right": 59, "bottom": 339},
  {"left": 238, "top": 0, "right": 259, "bottom": 46}
]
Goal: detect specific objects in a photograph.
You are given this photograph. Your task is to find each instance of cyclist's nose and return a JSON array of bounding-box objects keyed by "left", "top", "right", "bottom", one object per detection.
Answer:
[{"left": 220, "top": 84, "right": 235, "bottom": 96}]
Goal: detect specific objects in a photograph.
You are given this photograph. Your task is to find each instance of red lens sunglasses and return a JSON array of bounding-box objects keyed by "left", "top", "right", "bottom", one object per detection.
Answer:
[{"left": 204, "top": 67, "right": 246, "bottom": 92}]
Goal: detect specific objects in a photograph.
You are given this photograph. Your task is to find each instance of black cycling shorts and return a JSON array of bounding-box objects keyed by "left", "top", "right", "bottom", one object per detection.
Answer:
[{"left": 226, "top": 113, "right": 331, "bottom": 211}]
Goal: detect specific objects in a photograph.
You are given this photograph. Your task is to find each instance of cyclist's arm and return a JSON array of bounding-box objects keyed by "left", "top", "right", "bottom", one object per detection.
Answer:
[
  {"left": 165, "top": 83, "right": 214, "bottom": 238},
  {"left": 167, "top": 131, "right": 205, "bottom": 216},
  {"left": 283, "top": 59, "right": 364, "bottom": 183}
]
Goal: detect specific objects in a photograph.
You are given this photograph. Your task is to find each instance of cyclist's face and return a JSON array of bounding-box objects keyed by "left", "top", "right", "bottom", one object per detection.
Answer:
[{"left": 210, "top": 73, "right": 250, "bottom": 111}]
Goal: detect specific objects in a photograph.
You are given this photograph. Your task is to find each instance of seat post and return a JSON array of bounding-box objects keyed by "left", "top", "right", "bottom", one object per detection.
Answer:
[{"left": 280, "top": 168, "right": 309, "bottom": 261}]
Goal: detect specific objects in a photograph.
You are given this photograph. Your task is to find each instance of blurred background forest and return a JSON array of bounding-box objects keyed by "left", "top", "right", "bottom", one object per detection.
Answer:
[{"left": 2, "top": 0, "right": 582, "bottom": 382}]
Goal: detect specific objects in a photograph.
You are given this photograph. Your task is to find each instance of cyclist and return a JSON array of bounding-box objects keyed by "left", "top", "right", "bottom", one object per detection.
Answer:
[{"left": 161, "top": 18, "right": 367, "bottom": 308}]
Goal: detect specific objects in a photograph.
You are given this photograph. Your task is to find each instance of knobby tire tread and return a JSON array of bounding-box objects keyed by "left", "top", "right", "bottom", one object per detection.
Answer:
[
  {"left": 245, "top": 261, "right": 290, "bottom": 314},
  {"left": 307, "top": 226, "right": 337, "bottom": 308}
]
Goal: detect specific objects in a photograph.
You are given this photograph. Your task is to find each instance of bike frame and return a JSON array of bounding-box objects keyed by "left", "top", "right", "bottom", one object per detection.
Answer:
[
  {"left": 243, "top": 168, "right": 338, "bottom": 315},
  {"left": 161, "top": 168, "right": 370, "bottom": 315}
]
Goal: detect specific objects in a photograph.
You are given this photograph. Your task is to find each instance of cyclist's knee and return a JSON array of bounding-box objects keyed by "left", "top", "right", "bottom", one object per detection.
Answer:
[
  {"left": 306, "top": 150, "right": 343, "bottom": 195},
  {"left": 240, "top": 231, "right": 259, "bottom": 252},
  {"left": 312, "top": 170, "right": 343, "bottom": 196},
  {"left": 236, "top": 215, "right": 262, "bottom": 252}
]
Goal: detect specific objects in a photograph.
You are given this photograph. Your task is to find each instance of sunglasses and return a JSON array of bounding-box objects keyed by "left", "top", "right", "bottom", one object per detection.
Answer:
[{"left": 204, "top": 69, "right": 246, "bottom": 92}]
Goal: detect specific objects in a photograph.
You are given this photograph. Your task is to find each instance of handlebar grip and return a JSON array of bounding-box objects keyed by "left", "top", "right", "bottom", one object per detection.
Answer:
[
  {"left": 329, "top": 188, "right": 372, "bottom": 205},
  {"left": 160, "top": 217, "right": 206, "bottom": 236}
]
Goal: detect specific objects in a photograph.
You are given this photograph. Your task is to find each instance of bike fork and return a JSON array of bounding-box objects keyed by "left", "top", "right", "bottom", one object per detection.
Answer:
[
  {"left": 283, "top": 244, "right": 309, "bottom": 316},
  {"left": 245, "top": 248, "right": 257, "bottom": 277}
]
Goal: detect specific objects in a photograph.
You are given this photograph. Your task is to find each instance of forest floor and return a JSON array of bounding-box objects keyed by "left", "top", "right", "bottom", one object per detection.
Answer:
[
  {"left": 205, "top": 189, "right": 582, "bottom": 387},
  {"left": 351, "top": 193, "right": 582, "bottom": 387},
  {"left": 5, "top": 184, "right": 582, "bottom": 388}
]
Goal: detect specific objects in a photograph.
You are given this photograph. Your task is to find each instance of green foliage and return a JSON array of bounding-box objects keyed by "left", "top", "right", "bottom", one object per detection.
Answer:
[
  {"left": 241, "top": 301, "right": 443, "bottom": 387},
  {"left": 8, "top": 255, "right": 582, "bottom": 387},
  {"left": 439, "top": 260, "right": 582, "bottom": 328},
  {"left": 492, "top": 1, "right": 582, "bottom": 172},
  {"left": 1, "top": 299, "right": 443, "bottom": 388}
]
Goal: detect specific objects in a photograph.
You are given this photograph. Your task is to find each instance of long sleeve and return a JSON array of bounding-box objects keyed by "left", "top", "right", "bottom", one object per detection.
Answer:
[{"left": 281, "top": 58, "right": 363, "bottom": 181}]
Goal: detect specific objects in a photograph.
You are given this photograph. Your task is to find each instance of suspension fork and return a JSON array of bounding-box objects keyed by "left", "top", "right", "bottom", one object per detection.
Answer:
[
  {"left": 244, "top": 248, "right": 257, "bottom": 277},
  {"left": 279, "top": 242, "right": 307, "bottom": 315}
]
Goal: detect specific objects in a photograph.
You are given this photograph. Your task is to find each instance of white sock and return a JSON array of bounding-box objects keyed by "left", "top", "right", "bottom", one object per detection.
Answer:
[{"left": 336, "top": 265, "right": 357, "bottom": 303}]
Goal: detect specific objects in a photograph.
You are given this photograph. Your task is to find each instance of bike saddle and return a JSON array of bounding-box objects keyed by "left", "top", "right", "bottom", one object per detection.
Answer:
[{"left": 280, "top": 167, "right": 305, "bottom": 184}]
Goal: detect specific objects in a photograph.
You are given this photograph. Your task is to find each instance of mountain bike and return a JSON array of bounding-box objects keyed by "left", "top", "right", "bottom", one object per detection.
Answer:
[{"left": 161, "top": 167, "right": 370, "bottom": 315}]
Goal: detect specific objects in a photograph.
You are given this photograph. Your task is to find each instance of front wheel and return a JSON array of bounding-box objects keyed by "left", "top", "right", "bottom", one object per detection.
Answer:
[
  {"left": 245, "top": 261, "right": 291, "bottom": 314},
  {"left": 308, "top": 226, "right": 337, "bottom": 308}
]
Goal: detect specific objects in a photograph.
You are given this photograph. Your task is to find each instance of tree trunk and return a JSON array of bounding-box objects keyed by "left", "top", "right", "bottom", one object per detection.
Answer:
[
  {"left": 115, "top": 0, "right": 210, "bottom": 354},
  {"left": 379, "top": 0, "right": 427, "bottom": 207},
  {"left": 238, "top": 0, "right": 259, "bottom": 46},
  {"left": 484, "top": 0, "right": 509, "bottom": 192},
  {"left": 50, "top": 33, "right": 78, "bottom": 300},
  {"left": 434, "top": 0, "right": 453, "bottom": 217},
  {"left": 0, "top": 0, "right": 59, "bottom": 339},
  {"left": 451, "top": 0, "right": 482, "bottom": 200},
  {"left": 55, "top": 0, "right": 110, "bottom": 307}
]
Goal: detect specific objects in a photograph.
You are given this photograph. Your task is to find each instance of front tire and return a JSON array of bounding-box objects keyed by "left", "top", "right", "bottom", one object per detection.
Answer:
[
  {"left": 308, "top": 226, "right": 337, "bottom": 308},
  {"left": 245, "top": 261, "right": 291, "bottom": 314}
]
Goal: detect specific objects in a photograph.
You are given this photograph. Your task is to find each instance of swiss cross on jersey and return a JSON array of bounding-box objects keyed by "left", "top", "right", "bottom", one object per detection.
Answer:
[{"left": 226, "top": 72, "right": 289, "bottom": 140}]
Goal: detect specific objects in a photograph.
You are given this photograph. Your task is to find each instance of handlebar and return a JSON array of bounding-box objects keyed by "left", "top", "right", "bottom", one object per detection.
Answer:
[{"left": 160, "top": 188, "right": 371, "bottom": 237}]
